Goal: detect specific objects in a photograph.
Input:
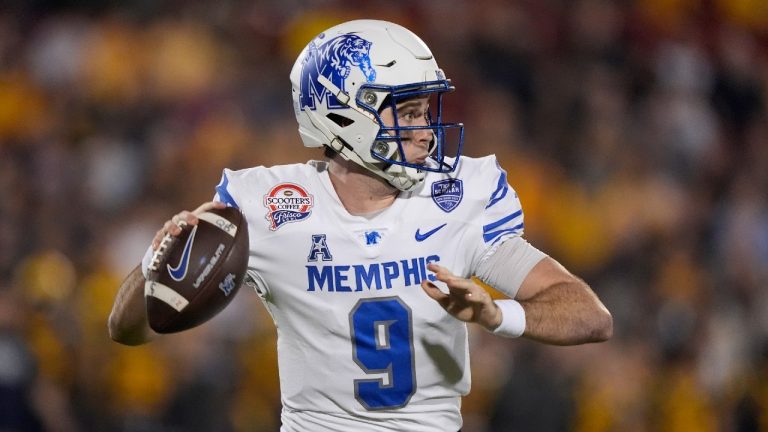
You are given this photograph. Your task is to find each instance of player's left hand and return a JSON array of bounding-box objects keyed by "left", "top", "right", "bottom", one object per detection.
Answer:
[{"left": 421, "top": 263, "right": 502, "bottom": 331}]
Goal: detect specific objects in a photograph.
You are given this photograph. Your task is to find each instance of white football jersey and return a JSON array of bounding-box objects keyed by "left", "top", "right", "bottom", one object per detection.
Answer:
[{"left": 214, "top": 155, "right": 525, "bottom": 432}]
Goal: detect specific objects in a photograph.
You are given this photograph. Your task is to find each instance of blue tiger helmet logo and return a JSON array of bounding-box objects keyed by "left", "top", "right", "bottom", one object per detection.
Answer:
[{"left": 300, "top": 33, "right": 377, "bottom": 111}]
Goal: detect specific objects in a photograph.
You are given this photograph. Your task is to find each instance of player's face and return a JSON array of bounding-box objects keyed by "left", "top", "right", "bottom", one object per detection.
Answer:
[{"left": 379, "top": 96, "right": 433, "bottom": 165}]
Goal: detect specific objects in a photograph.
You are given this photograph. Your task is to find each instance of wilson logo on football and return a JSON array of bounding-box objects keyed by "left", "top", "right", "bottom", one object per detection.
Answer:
[{"left": 264, "top": 183, "right": 314, "bottom": 231}]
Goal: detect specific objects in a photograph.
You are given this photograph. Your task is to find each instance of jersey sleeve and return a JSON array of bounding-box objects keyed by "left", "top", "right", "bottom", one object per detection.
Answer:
[
  {"left": 213, "top": 167, "right": 274, "bottom": 298},
  {"left": 213, "top": 169, "right": 240, "bottom": 208},
  {"left": 480, "top": 157, "right": 525, "bottom": 247},
  {"left": 467, "top": 156, "right": 527, "bottom": 272}
]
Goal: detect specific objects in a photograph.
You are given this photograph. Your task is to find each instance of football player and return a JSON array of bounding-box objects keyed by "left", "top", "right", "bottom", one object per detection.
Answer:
[{"left": 109, "top": 19, "right": 612, "bottom": 431}]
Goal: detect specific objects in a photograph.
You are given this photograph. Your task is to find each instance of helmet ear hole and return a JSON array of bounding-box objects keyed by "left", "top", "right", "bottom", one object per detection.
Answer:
[
  {"left": 372, "top": 141, "right": 392, "bottom": 158},
  {"left": 326, "top": 113, "right": 354, "bottom": 128}
]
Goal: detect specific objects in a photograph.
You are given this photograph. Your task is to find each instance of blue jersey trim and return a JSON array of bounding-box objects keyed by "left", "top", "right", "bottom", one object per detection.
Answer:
[
  {"left": 483, "top": 223, "right": 524, "bottom": 243},
  {"left": 483, "top": 209, "right": 522, "bottom": 233},
  {"left": 215, "top": 172, "right": 239, "bottom": 209},
  {"left": 486, "top": 167, "right": 509, "bottom": 209},
  {"left": 486, "top": 184, "right": 508, "bottom": 209}
]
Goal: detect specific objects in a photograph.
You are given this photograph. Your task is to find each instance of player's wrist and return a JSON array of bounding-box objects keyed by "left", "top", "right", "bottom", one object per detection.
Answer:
[{"left": 491, "top": 299, "right": 526, "bottom": 338}]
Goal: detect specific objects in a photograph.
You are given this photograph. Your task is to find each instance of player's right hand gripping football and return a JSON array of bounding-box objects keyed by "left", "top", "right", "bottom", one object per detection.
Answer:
[{"left": 151, "top": 201, "right": 227, "bottom": 250}]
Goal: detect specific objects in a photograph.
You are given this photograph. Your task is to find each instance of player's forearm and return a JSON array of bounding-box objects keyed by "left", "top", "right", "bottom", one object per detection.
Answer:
[
  {"left": 519, "top": 280, "right": 612, "bottom": 345},
  {"left": 108, "top": 265, "right": 155, "bottom": 345}
]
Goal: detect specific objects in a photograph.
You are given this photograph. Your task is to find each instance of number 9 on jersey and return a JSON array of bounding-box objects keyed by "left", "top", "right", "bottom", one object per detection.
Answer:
[{"left": 350, "top": 297, "right": 416, "bottom": 410}]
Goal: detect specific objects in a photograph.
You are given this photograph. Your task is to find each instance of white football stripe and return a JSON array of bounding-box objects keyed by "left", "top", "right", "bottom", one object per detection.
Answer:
[
  {"left": 144, "top": 281, "right": 189, "bottom": 312},
  {"left": 198, "top": 211, "right": 238, "bottom": 237}
]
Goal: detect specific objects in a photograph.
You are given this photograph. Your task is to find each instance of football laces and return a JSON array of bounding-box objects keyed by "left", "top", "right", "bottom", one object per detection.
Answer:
[{"left": 148, "top": 220, "right": 187, "bottom": 272}]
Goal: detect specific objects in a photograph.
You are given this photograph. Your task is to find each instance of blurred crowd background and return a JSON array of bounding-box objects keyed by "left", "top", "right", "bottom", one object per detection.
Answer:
[{"left": 1, "top": 0, "right": 767, "bottom": 431}]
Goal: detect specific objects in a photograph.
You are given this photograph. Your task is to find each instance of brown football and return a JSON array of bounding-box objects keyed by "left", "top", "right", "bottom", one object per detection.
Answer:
[{"left": 144, "top": 206, "right": 249, "bottom": 333}]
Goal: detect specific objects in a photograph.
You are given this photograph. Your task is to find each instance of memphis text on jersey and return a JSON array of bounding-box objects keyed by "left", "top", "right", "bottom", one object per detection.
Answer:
[{"left": 307, "top": 255, "right": 440, "bottom": 292}]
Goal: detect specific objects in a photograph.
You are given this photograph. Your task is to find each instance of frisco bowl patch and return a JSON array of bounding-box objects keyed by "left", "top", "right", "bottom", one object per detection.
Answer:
[
  {"left": 431, "top": 179, "right": 463, "bottom": 212},
  {"left": 264, "top": 183, "right": 314, "bottom": 231}
]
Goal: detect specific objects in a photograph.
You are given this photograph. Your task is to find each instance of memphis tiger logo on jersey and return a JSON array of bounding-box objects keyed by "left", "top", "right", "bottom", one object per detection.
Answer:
[
  {"left": 431, "top": 179, "right": 463, "bottom": 212},
  {"left": 353, "top": 228, "right": 388, "bottom": 246},
  {"left": 264, "top": 183, "right": 314, "bottom": 231}
]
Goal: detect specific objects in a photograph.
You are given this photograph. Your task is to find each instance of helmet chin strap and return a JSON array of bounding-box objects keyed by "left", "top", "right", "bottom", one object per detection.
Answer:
[{"left": 383, "top": 163, "right": 425, "bottom": 192}]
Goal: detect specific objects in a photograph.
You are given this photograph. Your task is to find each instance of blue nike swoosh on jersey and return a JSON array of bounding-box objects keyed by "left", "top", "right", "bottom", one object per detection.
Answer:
[
  {"left": 168, "top": 225, "right": 198, "bottom": 281},
  {"left": 415, "top": 223, "right": 447, "bottom": 242}
]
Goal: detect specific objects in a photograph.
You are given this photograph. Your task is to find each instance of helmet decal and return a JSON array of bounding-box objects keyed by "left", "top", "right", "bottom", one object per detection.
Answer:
[{"left": 299, "top": 33, "right": 377, "bottom": 111}]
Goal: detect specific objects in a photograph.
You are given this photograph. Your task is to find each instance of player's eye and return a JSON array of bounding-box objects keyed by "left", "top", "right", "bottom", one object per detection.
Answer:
[{"left": 399, "top": 109, "right": 426, "bottom": 123}]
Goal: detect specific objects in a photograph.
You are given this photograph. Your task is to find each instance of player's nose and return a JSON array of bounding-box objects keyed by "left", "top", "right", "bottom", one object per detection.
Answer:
[{"left": 413, "top": 127, "right": 432, "bottom": 148}]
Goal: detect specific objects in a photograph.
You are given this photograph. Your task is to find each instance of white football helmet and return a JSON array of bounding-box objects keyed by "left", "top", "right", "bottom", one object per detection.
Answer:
[{"left": 289, "top": 19, "right": 464, "bottom": 192}]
